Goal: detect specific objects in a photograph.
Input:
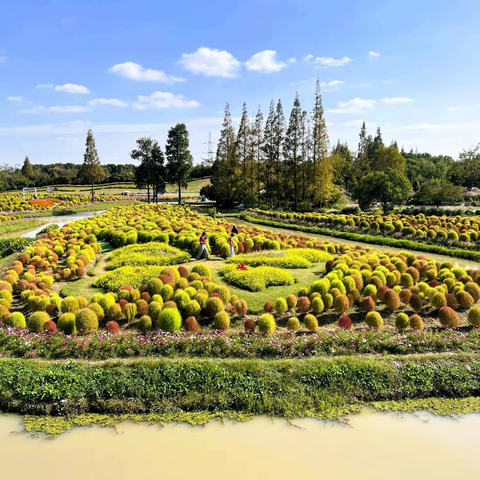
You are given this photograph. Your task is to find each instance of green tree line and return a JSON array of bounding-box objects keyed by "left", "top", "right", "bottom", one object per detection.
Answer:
[{"left": 202, "top": 80, "right": 478, "bottom": 212}]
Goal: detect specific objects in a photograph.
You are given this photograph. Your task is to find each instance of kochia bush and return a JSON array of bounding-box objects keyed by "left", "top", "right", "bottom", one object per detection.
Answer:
[{"left": 158, "top": 308, "right": 182, "bottom": 333}]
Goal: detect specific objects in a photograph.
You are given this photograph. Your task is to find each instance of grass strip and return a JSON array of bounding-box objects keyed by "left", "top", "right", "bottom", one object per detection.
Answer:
[{"left": 242, "top": 214, "right": 480, "bottom": 262}]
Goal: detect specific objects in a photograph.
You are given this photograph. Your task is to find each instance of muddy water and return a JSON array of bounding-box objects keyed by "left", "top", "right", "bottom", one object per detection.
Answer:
[
  {"left": 22, "top": 210, "right": 106, "bottom": 238},
  {"left": 1, "top": 410, "right": 479, "bottom": 479},
  {"left": 229, "top": 217, "right": 480, "bottom": 270}
]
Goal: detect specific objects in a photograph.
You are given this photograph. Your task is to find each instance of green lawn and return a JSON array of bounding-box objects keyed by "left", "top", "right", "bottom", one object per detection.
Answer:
[
  {"left": 46, "top": 178, "right": 211, "bottom": 197},
  {"left": 0, "top": 220, "right": 46, "bottom": 238}
]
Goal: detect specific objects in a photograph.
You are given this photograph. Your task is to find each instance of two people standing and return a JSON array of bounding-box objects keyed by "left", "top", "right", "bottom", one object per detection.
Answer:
[{"left": 196, "top": 227, "right": 238, "bottom": 260}]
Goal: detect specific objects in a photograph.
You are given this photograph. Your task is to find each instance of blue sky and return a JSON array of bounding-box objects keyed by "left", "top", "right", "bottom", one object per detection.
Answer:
[{"left": 1, "top": 0, "right": 479, "bottom": 166}]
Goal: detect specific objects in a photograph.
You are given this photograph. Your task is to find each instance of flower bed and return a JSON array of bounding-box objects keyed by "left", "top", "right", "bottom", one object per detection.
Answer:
[
  {"left": 107, "top": 242, "right": 190, "bottom": 270},
  {"left": 1, "top": 324, "right": 480, "bottom": 359},
  {"left": 220, "top": 264, "right": 295, "bottom": 291},
  {"left": 225, "top": 248, "right": 332, "bottom": 268}
]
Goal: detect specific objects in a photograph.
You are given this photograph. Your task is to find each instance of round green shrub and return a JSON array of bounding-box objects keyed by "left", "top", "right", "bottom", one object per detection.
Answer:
[
  {"left": 365, "top": 311, "right": 383, "bottom": 329},
  {"left": 286, "top": 294, "right": 297, "bottom": 309},
  {"left": 456, "top": 290, "right": 474, "bottom": 309},
  {"left": 185, "top": 300, "right": 201, "bottom": 317},
  {"left": 395, "top": 313, "right": 409, "bottom": 330},
  {"left": 147, "top": 278, "right": 164, "bottom": 296},
  {"left": 160, "top": 284, "right": 174, "bottom": 302},
  {"left": 99, "top": 294, "right": 116, "bottom": 313},
  {"left": 87, "top": 302, "right": 105, "bottom": 321},
  {"left": 213, "top": 311, "right": 230, "bottom": 331},
  {"left": 158, "top": 307, "right": 182, "bottom": 333},
  {"left": 75, "top": 308, "right": 99, "bottom": 334},
  {"left": 304, "top": 314, "right": 318, "bottom": 332},
  {"left": 438, "top": 306, "right": 461, "bottom": 328},
  {"left": 431, "top": 292, "right": 447, "bottom": 309},
  {"left": 172, "top": 290, "right": 190, "bottom": 311},
  {"left": 323, "top": 293, "right": 334, "bottom": 309},
  {"left": 400, "top": 273, "right": 414, "bottom": 288},
  {"left": 287, "top": 317, "right": 300, "bottom": 331},
  {"left": 468, "top": 306, "right": 480, "bottom": 326},
  {"left": 107, "top": 303, "right": 123, "bottom": 321},
  {"left": 138, "top": 315, "right": 152, "bottom": 332},
  {"left": 311, "top": 296, "right": 324, "bottom": 315},
  {"left": 205, "top": 297, "right": 224, "bottom": 318},
  {"left": 5, "top": 312, "right": 26, "bottom": 328},
  {"left": 27, "top": 311, "right": 50, "bottom": 333},
  {"left": 192, "top": 264, "right": 212, "bottom": 279},
  {"left": 124, "top": 303, "right": 138, "bottom": 322},
  {"left": 57, "top": 313, "right": 77, "bottom": 335},
  {"left": 61, "top": 296, "right": 79, "bottom": 314},
  {"left": 275, "top": 297, "right": 288, "bottom": 315},
  {"left": 363, "top": 284, "right": 377, "bottom": 297},
  {"left": 214, "top": 286, "right": 231, "bottom": 304},
  {"left": 258, "top": 313, "right": 276, "bottom": 334},
  {"left": 148, "top": 301, "right": 163, "bottom": 324},
  {"left": 334, "top": 294, "right": 349, "bottom": 314}
]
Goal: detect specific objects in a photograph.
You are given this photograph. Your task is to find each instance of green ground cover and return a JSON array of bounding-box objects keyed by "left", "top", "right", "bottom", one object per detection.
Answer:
[{"left": 0, "top": 354, "right": 478, "bottom": 418}]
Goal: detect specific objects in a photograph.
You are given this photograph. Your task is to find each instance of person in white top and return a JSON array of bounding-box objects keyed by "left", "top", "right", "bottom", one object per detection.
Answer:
[{"left": 228, "top": 233, "right": 235, "bottom": 257}]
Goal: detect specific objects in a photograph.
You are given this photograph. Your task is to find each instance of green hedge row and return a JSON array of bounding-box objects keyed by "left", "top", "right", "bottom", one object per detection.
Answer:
[
  {"left": 1, "top": 355, "right": 479, "bottom": 416},
  {"left": 242, "top": 214, "right": 480, "bottom": 262}
]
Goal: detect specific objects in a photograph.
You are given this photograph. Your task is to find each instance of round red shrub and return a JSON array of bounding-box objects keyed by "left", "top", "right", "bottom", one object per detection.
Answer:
[
  {"left": 244, "top": 318, "right": 256, "bottom": 333},
  {"left": 119, "top": 299, "right": 129, "bottom": 312},
  {"left": 338, "top": 315, "right": 352, "bottom": 330},
  {"left": 296, "top": 296, "right": 311, "bottom": 313},
  {"left": 106, "top": 321, "right": 120, "bottom": 333},
  {"left": 44, "top": 320, "right": 57, "bottom": 333},
  {"left": 360, "top": 296, "right": 376, "bottom": 313},
  {"left": 178, "top": 266, "right": 188, "bottom": 278},
  {"left": 409, "top": 293, "right": 423, "bottom": 312},
  {"left": 445, "top": 293, "right": 459, "bottom": 310},
  {"left": 399, "top": 289, "right": 412, "bottom": 305},
  {"left": 264, "top": 301, "right": 273, "bottom": 312},
  {"left": 377, "top": 285, "right": 389, "bottom": 301},
  {"left": 185, "top": 316, "right": 201, "bottom": 333}
]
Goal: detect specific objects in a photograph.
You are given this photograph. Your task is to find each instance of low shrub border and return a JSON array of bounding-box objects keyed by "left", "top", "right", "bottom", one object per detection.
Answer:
[
  {"left": 242, "top": 214, "right": 480, "bottom": 262},
  {"left": 1, "top": 325, "right": 480, "bottom": 360},
  {"left": 1, "top": 354, "right": 480, "bottom": 416}
]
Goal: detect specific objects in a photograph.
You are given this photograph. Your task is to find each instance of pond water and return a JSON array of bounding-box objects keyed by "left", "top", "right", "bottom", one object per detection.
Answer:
[
  {"left": 22, "top": 210, "right": 106, "bottom": 238},
  {"left": 0, "top": 410, "right": 479, "bottom": 479},
  {"left": 228, "top": 217, "right": 480, "bottom": 271}
]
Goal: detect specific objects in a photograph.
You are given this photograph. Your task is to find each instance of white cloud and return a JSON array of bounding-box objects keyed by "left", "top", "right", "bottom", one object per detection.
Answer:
[
  {"left": 304, "top": 54, "right": 314, "bottom": 62},
  {"left": 381, "top": 97, "right": 414, "bottom": 105},
  {"left": 132, "top": 91, "right": 200, "bottom": 109},
  {"left": 55, "top": 83, "right": 90, "bottom": 94},
  {"left": 314, "top": 56, "right": 351, "bottom": 67},
  {"left": 179, "top": 47, "right": 241, "bottom": 77},
  {"left": 369, "top": 51, "right": 380, "bottom": 59},
  {"left": 288, "top": 58, "right": 296, "bottom": 64},
  {"left": 108, "top": 62, "right": 185, "bottom": 83},
  {"left": 6, "top": 96, "right": 23, "bottom": 102},
  {"left": 88, "top": 98, "right": 128, "bottom": 107},
  {"left": 36, "top": 84, "right": 53, "bottom": 89},
  {"left": 245, "top": 50, "right": 288, "bottom": 73},
  {"left": 448, "top": 106, "right": 460, "bottom": 111},
  {"left": 328, "top": 97, "right": 377, "bottom": 113},
  {"left": 20, "top": 105, "right": 91, "bottom": 114},
  {"left": 320, "top": 80, "right": 345, "bottom": 90}
]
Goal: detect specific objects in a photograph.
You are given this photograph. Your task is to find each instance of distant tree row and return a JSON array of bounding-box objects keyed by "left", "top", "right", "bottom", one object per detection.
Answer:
[{"left": 202, "top": 80, "right": 478, "bottom": 212}]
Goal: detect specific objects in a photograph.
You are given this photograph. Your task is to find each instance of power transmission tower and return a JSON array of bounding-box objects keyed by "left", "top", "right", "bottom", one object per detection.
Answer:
[{"left": 202, "top": 132, "right": 215, "bottom": 165}]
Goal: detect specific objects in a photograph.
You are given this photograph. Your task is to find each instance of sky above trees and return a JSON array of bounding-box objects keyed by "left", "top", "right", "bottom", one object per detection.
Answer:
[{"left": 0, "top": 0, "right": 479, "bottom": 165}]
